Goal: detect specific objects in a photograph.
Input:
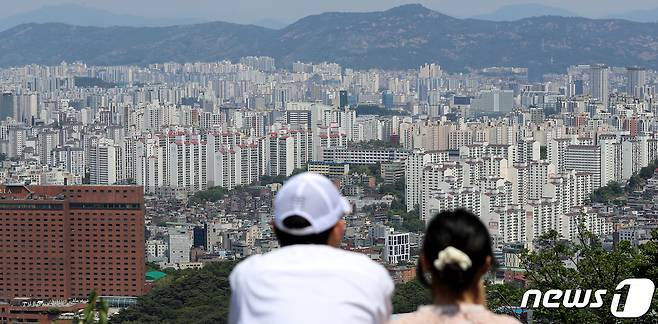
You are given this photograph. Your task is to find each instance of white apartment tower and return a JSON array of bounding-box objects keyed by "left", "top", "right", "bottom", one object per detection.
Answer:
[
  {"left": 88, "top": 137, "right": 122, "bottom": 185},
  {"left": 167, "top": 133, "right": 208, "bottom": 192},
  {"left": 405, "top": 149, "right": 449, "bottom": 212}
]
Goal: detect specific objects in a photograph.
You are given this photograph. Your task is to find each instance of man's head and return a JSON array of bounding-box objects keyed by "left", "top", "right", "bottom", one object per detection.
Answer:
[{"left": 273, "top": 172, "right": 351, "bottom": 247}]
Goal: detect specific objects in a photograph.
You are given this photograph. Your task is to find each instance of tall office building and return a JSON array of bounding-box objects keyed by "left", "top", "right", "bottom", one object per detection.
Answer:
[
  {"left": 382, "top": 90, "right": 394, "bottom": 109},
  {"left": 168, "top": 230, "right": 192, "bottom": 264},
  {"left": 590, "top": 64, "right": 609, "bottom": 108},
  {"left": 285, "top": 110, "right": 312, "bottom": 129},
  {"left": 574, "top": 79, "right": 584, "bottom": 96},
  {"left": 471, "top": 89, "right": 514, "bottom": 113},
  {"left": 0, "top": 92, "right": 16, "bottom": 121},
  {"left": 627, "top": 66, "right": 647, "bottom": 99},
  {"left": 0, "top": 185, "right": 146, "bottom": 300},
  {"left": 339, "top": 90, "right": 348, "bottom": 109}
]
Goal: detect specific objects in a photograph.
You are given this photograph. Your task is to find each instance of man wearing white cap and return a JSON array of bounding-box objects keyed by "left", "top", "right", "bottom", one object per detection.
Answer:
[{"left": 229, "top": 172, "right": 394, "bottom": 324}]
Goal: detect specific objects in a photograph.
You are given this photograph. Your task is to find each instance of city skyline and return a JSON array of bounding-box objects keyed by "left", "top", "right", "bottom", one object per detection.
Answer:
[{"left": 1, "top": 52, "right": 657, "bottom": 321}]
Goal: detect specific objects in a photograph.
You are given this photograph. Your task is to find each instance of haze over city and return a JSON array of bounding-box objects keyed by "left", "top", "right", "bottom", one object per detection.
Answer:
[{"left": 3, "top": 0, "right": 658, "bottom": 27}]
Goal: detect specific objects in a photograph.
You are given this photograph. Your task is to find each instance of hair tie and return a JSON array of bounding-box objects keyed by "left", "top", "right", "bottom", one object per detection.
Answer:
[{"left": 433, "top": 246, "right": 472, "bottom": 271}]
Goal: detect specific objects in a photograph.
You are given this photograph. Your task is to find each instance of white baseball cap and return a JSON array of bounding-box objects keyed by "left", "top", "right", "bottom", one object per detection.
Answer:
[{"left": 274, "top": 172, "right": 352, "bottom": 235}]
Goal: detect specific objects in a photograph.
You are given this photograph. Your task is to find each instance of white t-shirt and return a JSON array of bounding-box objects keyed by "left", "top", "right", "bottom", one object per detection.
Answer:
[{"left": 229, "top": 244, "right": 394, "bottom": 324}]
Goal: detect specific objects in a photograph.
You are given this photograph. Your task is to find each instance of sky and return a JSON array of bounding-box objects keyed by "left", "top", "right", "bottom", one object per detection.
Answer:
[{"left": 1, "top": 0, "right": 658, "bottom": 24}]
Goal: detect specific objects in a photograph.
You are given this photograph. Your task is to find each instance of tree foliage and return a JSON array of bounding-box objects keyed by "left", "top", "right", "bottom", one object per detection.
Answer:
[
  {"left": 350, "top": 140, "right": 399, "bottom": 150},
  {"left": 627, "top": 174, "right": 644, "bottom": 193},
  {"left": 111, "top": 262, "right": 237, "bottom": 324},
  {"left": 486, "top": 283, "right": 524, "bottom": 314},
  {"left": 349, "top": 163, "right": 381, "bottom": 179},
  {"left": 589, "top": 160, "right": 658, "bottom": 203},
  {"left": 258, "top": 168, "right": 306, "bottom": 186},
  {"left": 639, "top": 159, "right": 658, "bottom": 180},
  {"left": 390, "top": 208, "right": 425, "bottom": 233},
  {"left": 379, "top": 178, "right": 425, "bottom": 233},
  {"left": 379, "top": 177, "right": 404, "bottom": 198},
  {"left": 590, "top": 181, "right": 624, "bottom": 203},
  {"left": 188, "top": 186, "right": 229, "bottom": 205},
  {"left": 75, "top": 290, "right": 109, "bottom": 324},
  {"left": 517, "top": 228, "right": 658, "bottom": 323},
  {"left": 392, "top": 278, "right": 432, "bottom": 313}
]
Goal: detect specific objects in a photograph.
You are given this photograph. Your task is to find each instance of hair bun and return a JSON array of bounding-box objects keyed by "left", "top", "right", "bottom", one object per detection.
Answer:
[{"left": 433, "top": 246, "right": 472, "bottom": 271}]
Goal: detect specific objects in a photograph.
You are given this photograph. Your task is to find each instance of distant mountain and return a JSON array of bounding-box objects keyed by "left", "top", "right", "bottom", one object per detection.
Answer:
[
  {"left": 2, "top": 4, "right": 658, "bottom": 78},
  {"left": 0, "top": 4, "right": 206, "bottom": 31},
  {"left": 610, "top": 8, "right": 658, "bottom": 23},
  {"left": 473, "top": 3, "right": 580, "bottom": 21},
  {"left": 252, "top": 18, "right": 290, "bottom": 29}
]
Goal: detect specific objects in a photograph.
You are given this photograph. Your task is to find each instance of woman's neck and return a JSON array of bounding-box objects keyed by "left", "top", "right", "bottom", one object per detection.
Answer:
[{"left": 432, "top": 281, "right": 485, "bottom": 306}]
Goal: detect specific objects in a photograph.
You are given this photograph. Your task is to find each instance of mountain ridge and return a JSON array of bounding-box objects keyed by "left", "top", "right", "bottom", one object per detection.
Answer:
[
  {"left": 0, "top": 4, "right": 207, "bottom": 31},
  {"left": 2, "top": 4, "right": 658, "bottom": 78},
  {"left": 472, "top": 3, "right": 580, "bottom": 21}
]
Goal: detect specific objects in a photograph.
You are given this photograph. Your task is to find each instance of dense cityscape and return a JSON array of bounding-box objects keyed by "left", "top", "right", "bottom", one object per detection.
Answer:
[{"left": 1, "top": 54, "right": 658, "bottom": 321}]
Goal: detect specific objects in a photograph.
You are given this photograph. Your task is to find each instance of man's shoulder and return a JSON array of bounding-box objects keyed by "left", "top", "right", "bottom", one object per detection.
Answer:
[
  {"left": 231, "top": 245, "right": 387, "bottom": 275},
  {"left": 323, "top": 247, "right": 393, "bottom": 286},
  {"left": 331, "top": 248, "right": 388, "bottom": 270},
  {"left": 229, "top": 253, "right": 264, "bottom": 282}
]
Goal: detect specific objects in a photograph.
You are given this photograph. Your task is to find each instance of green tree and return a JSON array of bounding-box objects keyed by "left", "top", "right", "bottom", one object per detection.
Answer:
[
  {"left": 111, "top": 262, "right": 237, "bottom": 324},
  {"left": 379, "top": 177, "right": 405, "bottom": 199},
  {"left": 390, "top": 209, "right": 425, "bottom": 233},
  {"left": 627, "top": 174, "right": 643, "bottom": 193},
  {"left": 188, "top": 186, "right": 228, "bottom": 205},
  {"left": 639, "top": 159, "right": 658, "bottom": 179},
  {"left": 630, "top": 230, "right": 658, "bottom": 321},
  {"left": 520, "top": 227, "right": 640, "bottom": 323},
  {"left": 486, "top": 283, "right": 525, "bottom": 317},
  {"left": 349, "top": 164, "right": 374, "bottom": 176},
  {"left": 74, "top": 290, "right": 109, "bottom": 324},
  {"left": 290, "top": 166, "right": 307, "bottom": 176},
  {"left": 590, "top": 181, "right": 624, "bottom": 203},
  {"left": 392, "top": 279, "right": 432, "bottom": 313}
]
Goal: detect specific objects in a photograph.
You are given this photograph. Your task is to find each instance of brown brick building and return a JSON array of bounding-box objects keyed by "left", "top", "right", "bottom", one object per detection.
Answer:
[{"left": 0, "top": 185, "right": 146, "bottom": 300}]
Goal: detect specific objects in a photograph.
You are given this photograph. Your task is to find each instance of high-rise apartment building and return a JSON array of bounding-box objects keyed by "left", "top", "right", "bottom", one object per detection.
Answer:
[
  {"left": 0, "top": 185, "right": 146, "bottom": 300},
  {"left": 405, "top": 149, "right": 449, "bottom": 212},
  {"left": 627, "top": 66, "right": 647, "bottom": 99},
  {"left": 589, "top": 64, "right": 609, "bottom": 108},
  {"left": 88, "top": 138, "right": 122, "bottom": 185},
  {"left": 564, "top": 145, "right": 602, "bottom": 189}
]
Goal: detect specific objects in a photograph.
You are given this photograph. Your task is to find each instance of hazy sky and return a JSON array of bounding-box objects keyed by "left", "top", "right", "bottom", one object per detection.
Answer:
[{"left": 2, "top": 0, "right": 658, "bottom": 24}]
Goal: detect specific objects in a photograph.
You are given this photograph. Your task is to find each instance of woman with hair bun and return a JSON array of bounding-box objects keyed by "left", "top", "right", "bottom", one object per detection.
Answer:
[{"left": 391, "top": 209, "right": 520, "bottom": 324}]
